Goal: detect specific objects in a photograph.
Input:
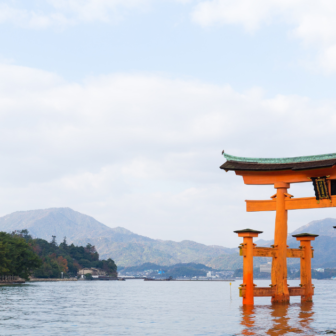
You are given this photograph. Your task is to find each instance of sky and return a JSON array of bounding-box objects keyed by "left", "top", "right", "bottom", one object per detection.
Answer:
[{"left": 2, "top": 0, "right": 336, "bottom": 247}]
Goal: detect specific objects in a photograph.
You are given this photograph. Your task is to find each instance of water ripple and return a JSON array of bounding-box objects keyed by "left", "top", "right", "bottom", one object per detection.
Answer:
[{"left": 0, "top": 280, "right": 335, "bottom": 335}]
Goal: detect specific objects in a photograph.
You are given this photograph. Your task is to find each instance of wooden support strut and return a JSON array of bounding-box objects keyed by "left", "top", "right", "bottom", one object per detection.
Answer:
[
  {"left": 240, "top": 286, "right": 307, "bottom": 298},
  {"left": 238, "top": 246, "right": 311, "bottom": 259}
]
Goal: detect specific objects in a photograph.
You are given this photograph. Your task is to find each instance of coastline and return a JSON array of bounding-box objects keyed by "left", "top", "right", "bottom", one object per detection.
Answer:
[{"left": 29, "top": 278, "right": 78, "bottom": 282}]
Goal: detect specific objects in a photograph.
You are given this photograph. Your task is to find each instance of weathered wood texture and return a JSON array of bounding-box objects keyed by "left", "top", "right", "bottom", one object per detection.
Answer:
[
  {"left": 253, "top": 247, "right": 277, "bottom": 257},
  {"left": 254, "top": 287, "right": 275, "bottom": 297},
  {"left": 239, "top": 286, "right": 307, "bottom": 297},
  {"left": 239, "top": 247, "right": 306, "bottom": 258},
  {"left": 287, "top": 248, "right": 304, "bottom": 258},
  {"left": 288, "top": 287, "right": 306, "bottom": 296}
]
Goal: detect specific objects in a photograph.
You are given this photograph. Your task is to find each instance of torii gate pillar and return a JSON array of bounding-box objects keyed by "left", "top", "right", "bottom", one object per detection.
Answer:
[
  {"left": 235, "top": 229, "right": 262, "bottom": 305},
  {"left": 293, "top": 233, "right": 318, "bottom": 302},
  {"left": 272, "top": 182, "right": 290, "bottom": 303}
]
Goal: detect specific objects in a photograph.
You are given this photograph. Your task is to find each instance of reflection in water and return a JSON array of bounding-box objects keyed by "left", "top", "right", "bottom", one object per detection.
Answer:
[
  {"left": 240, "top": 303, "right": 315, "bottom": 335},
  {"left": 298, "top": 302, "right": 314, "bottom": 332},
  {"left": 240, "top": 306, "right": 256, "bottom": 336},
  {"left": 266, "top": 304, "right": 304, "bottom": 335},
  {"left": 1, "top": 280, "right": 336, "bottom": 335}
]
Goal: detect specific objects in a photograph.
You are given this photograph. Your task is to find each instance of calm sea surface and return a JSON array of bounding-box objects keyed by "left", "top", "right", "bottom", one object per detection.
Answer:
[{"left": 0, "top": 279, "right": 335, "bottom": 335}]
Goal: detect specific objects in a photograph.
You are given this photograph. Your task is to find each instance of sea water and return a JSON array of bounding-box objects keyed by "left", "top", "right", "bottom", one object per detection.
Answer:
[{"left": 0, "top": 279, "right": 335, "bottom": 335}]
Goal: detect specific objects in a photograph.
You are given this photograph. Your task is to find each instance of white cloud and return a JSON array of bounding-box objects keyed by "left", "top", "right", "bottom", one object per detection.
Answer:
[
  {"left": 0, "top": 0, "right": 150, "bottom": 28},
  {"left": 3, "top": 0, "right": 336, "bottom": 74},
  {"left": 0, "top": 63, "right": 336, "bottom": 246},
  {"left": 191, "top": 0, "right": 336, "bottom": 73}
]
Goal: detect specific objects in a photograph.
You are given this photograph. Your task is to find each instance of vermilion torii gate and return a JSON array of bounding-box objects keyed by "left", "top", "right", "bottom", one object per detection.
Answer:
[{"left": 220, "top": 152, "right": 336, "bottom": 304}]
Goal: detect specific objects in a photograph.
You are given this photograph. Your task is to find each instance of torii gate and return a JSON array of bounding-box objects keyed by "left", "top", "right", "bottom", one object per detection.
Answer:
[{"left": 220, "top": 152, "right": 336, "bottom": 304}]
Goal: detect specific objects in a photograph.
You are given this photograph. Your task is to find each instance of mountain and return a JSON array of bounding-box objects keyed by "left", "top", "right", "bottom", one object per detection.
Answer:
[
  {"left": 0, "top": 208, "right": 241, "bottom": 269},
  {"left": 290, "top": 218, "right": 336, "bottom": 237},
  {"left": 288, "top": 218, "right": 336, "bottom": 268},
  {"left": 2, "top": 208, "right": 335, "bottom": 269},
  {"left": 0, "top": 208, "right": 117, "bottom": 241}
]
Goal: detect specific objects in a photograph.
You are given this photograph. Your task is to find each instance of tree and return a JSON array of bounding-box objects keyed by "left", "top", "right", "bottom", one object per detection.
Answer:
[
  {"left": 51, "top": 235, "right": 57, "bottom": 246},
  {"left": 101, "top": 259, "right": 117, "bottom": 276},
  {"left": 63, "top": 236, "right": 67, "bottom": 245},
  {"left": 12, "top": 229, "right": 32, "bottom": 242},
  {"left": 5, "top": 230, "right": 118, "bottom": 279},
  {"left": 85, "top": 273, "right": 93, "bottom": 280},
  {"left": 0, "top": 232, "right": 42, "bottom": 280},
  {"left": 0, "top": 242, "right": 10, "bottom": 274},
  {"left": 57, "top": 256, "right": 68, "bottom": 273}
]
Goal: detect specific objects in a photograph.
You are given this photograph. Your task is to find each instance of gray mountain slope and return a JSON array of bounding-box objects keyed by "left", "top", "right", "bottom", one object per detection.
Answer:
[
  {"left": 0, "top": 208, "right": 236, "bottom": 268},
  {"left": 290, "top": 218, "right": 336, "bottom": 237},
  {"left": 0, "top": 208, "right": 111, "bottom": 240},
  {"left": 3, "top": 208, "right": 335, "bottom": 269}
]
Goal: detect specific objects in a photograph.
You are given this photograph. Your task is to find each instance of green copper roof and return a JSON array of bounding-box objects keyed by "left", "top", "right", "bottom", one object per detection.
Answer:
[
  {"left": 234, "top": 228, "right": 263, "bottom": 234},
  {"left": 292, "top": 233, "right": 319, "bottom": 238},
  {"left": 223, "top": 152, "right": 336, "bottom": 164}
]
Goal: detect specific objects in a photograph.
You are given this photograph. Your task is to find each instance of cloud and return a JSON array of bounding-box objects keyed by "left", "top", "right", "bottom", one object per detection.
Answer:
[
  {"left": 0, "top": 0, "right": 150, "bottom": 28},
  {"left": 191, "top": 0, "right": 336, "bottom": 73},
  {"left": 3, "top": 0, "right": 336, "bottom": 75},
  {"left": 1, "top": 63, "right": 336, "bottom": 246}
]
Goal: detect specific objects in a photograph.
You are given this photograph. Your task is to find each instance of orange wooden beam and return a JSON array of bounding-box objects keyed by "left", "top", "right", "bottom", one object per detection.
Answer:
[
  {"left": 239, "top": 286, "right": 306, "bottom": 297},
  {"left": 235, "top": 166, "right": 336, "bottom": 185},
  {"left": 253, "top": 247, "right": 277, "bottom": 258},
  {"left": 246, "top": 195, "right": 336, "bottom": 212},
  {"left": 239, "top": 246, "right": 306, "bottom": 258},
  {"left": 287, "top": 248, "right": 304, "bottom": 258},
  {"left": 246, "top": 199, "right": 276, "bottom": 212}
]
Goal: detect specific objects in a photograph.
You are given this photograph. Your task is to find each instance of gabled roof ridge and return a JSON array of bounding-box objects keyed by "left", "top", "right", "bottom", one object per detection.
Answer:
[{"left": 224, "top": 152, "right": 336, "bottom": 164}]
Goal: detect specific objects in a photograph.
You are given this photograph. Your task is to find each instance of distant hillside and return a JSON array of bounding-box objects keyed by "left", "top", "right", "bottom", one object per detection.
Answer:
[
  {"left": 2, "top": 208, "right": 336, "bottom": 269},
  {"left": 290, "top": 218, "right": 336, "bottom": 237},
  {"left": 119, "top": 262, "right": 220, "bottom": 279},
  {"left": 289, "top": 218, "right": 336, "bottom": 268},
  {"left": 0, "top": 208, "right": 240, "bottom": 269},
  {"left": 0, "top": 208, "right": 112, "bottom": 242}
]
